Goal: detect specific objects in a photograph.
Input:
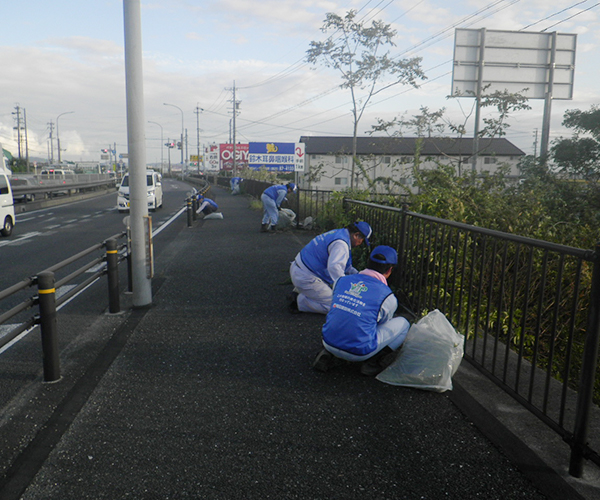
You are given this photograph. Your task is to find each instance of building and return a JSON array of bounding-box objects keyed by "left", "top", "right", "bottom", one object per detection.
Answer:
[{"left": 298, "top": 136, "right": 526, "bottom": 192}]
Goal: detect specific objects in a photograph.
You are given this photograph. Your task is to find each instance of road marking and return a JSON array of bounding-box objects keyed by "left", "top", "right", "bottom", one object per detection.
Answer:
[{"left": 0, "top": 232, "right": 42, "bottom": 247}]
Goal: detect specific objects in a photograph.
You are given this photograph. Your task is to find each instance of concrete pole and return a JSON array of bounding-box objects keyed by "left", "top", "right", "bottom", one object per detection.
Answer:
[{"left": 123, "top": 0, "right": 152, "bottom": 307}]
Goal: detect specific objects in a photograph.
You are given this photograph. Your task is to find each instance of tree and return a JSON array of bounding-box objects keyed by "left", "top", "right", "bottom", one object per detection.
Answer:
[
  {"left": 552, "top": 105, "right": 600, "bottom": 182},
  {"left": 306, "top": 10, "right": 426, "bottom": 189}
]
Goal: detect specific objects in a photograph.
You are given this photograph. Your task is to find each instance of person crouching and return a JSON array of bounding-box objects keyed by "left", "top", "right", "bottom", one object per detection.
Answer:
[{"left": 313, "top": 245, "right": 410, "bottom": 376}]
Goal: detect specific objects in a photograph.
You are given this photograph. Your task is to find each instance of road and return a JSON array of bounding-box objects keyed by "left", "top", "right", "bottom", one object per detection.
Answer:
[{"left": 0, "top": 177, "right": 194, "bottom": 290}]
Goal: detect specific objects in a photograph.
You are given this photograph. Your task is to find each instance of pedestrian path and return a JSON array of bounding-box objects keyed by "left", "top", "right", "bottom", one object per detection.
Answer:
[{"left": 0, "top": 185, "right": 596, "bottom": 500}]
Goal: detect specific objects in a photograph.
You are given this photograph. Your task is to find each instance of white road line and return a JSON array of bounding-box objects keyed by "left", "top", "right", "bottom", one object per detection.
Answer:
[{"left": 0, "top": 232, "right": 42, "bottom": 247}]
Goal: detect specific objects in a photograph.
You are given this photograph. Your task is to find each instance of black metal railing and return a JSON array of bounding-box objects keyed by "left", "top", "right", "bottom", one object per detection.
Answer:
[
  {"left": 343, "top": 199, "right": 600, "bottom": 477},
  {"left": 0, "top": 231, "right": 128, "bottom": 382}
]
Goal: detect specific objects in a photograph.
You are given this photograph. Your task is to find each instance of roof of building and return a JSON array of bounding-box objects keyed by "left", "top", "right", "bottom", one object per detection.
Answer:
[{"left": 299, "top": 136, "right": 525, "bottom": 157}]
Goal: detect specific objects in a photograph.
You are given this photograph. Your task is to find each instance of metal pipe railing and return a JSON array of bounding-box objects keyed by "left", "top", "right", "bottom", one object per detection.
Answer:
[{"left": 0, "top": 232, "right": 127, "bottom": 380}]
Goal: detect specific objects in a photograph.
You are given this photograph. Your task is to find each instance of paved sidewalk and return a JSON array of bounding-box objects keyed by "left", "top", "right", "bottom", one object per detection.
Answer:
[{"left": 1, "top": 185, "right": 598, "bottom": 499}]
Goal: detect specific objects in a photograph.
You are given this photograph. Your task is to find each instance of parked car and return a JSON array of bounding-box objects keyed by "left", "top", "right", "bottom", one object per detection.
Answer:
[
  {"left": 117, "top": 170, "right": 163, "bottom": 212},
  {"left": 10, "top": 176, "right": 38, "bottom": 203},
  {"left": 0, "top": 169, "right": 15, "bottom": 237}
]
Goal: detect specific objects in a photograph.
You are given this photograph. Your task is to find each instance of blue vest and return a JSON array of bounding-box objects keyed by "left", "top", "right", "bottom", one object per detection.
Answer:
[
  {"left": 299, "top": 229, "right": 352, "bottom": 284},
  {"left": 263, "top": 185, "right": 286, "bottom": 201},
  {"left": 322, "top": 274, "right": 393, "bottom": 355}
]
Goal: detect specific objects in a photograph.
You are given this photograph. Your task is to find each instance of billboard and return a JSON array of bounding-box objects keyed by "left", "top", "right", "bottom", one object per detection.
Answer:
[
  {"left": 204, "top": 144, "right": 219, "bottom": 171},
  {"left": 452, "top": 28, "right": 576, "bottom": 100},
  {"left": 248, "top": 142, "right": 305, "bottom": 172},
  {"left": 219, "top": 143, "right": 248, "bottom": 171}
]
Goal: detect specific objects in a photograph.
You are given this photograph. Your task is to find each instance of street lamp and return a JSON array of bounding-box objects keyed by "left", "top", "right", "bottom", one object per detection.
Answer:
[
  {"left": 56, "top": 111, "right": 74, "bottom": 164},
  {"left": 163, "top": 103, "right": 184, "bottom": 167},
  {"left": 148, "top": 121, "right": 164, "bottom": 173}
]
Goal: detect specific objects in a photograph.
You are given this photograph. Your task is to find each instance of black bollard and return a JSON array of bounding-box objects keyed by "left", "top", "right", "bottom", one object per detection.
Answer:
[
  {"left": 106, "top": 238, "right": 120, "bottom": 313},
  {"left": 37, "top": 271, "right": 61, "bottom": 382}
]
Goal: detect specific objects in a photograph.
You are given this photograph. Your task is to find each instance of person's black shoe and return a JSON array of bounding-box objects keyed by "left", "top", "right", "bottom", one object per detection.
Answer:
[
  {"left": 312, "top": 349, "right": 334, "bottom": 372},
  {"left": 360, "top": 347, "right": 397, "bottom": 376},
  {"left": 287, "top": 291, "right": 300, "bottom": 314},
  {"left": 260, "top": 223, "right": 269, "bottom": 232}
]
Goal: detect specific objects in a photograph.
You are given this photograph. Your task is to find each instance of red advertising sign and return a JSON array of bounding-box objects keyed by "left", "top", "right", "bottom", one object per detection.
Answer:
[{"left": 219, "top": 143, "right": 249, "bottom": 171}]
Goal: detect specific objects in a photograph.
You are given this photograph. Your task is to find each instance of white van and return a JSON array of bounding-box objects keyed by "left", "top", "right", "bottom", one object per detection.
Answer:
[
  {"left": 40, "top": 167, "right": 75, "bottom": 176},
  {"left": 0, "top": 170, "right": 15, "bottom": 237},
  {"left": 117, "top": 170, "right": 163, "bottom": 212}
]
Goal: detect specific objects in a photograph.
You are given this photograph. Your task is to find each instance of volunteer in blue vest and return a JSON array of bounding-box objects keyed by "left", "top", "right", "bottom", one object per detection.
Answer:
[
  {"left": 313, "top": 245, "right": 410, "bottom": 376},
  {"left": 261, "top": 182, "right": 296, "bottom": 232},
  {"left": 289, "top": 221, "right": 372, "bottom": 314},
  {"left": 196, "top": 194, "right": 218, "bottom": 216},
  {"left": 230, "top": 176, "right": 243, "bottom": 195}
]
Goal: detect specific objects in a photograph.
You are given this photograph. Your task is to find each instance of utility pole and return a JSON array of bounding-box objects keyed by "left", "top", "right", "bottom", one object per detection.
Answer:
[
  {"left": 533, "top": 129, "right": 539, "bottom": 159},
  {"left": 48, "top": 121, "right": 55, "bottom": 163},
  {"left": 12, "top": 105, "right": 23, "bottom": 160},
  {"left": 124, "top": 0, "right": 152, "bottom": 307},
  {"left": 194, "top": 105, "right": 203, "bottom": 172},
  {"left": 227, "top": 81, "right": 241, "bottom": 175},
  {"left": 24, "top": 108, "right": 29, "bottom": 172}
]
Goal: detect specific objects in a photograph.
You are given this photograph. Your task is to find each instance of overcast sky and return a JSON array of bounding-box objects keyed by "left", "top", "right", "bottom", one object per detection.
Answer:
[{"left": 1, "top": 0, "right": 598, "bottom": 164}]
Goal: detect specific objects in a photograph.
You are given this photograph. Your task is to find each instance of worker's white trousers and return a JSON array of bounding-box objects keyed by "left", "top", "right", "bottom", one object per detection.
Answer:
[{"left": 289, "top": 261, "right": 332, "bottom": 315}]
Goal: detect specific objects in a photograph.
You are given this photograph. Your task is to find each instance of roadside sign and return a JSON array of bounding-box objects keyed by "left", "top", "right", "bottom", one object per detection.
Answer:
[{"left": 249, "top": 142, "right": 304, "bottom": 172}]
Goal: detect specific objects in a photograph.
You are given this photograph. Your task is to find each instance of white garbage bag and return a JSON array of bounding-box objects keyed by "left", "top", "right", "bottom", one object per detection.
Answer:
[
  {"left": 276, "top": 208, "right": 296, "bottom": 228},
  {"left": 376, "top": 309, "right": 464, "bottom": 392}
]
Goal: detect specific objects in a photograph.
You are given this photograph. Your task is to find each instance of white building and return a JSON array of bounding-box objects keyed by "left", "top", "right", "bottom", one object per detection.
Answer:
[{"left": 297, "top": 136, "right": 526, "bottom": 192}]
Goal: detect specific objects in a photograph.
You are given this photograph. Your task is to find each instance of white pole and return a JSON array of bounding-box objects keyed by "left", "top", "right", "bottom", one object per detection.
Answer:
[{"left": 123, "top": 0, "right": 152, "bottom": 306}]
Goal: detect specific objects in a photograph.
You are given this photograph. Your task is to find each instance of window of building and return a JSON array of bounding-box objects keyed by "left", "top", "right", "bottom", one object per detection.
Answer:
[
  {"left": 484, "top": 157, "right": 497, "bottom": 164},
  {"left": 384, "top": 156, "right": 391, "bottom": 163},
  {"left": 335, "top": 177, "right": 348, "bottom": 185}
]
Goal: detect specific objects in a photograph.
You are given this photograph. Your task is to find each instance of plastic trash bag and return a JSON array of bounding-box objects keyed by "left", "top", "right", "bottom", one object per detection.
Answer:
[
  {"left": 376, "top": 309, "right": 464, "bottom": 392},
  {"left": 204, "top": 212, "right": 223, "bottom": 220},
  {"left": 276, "top": 208, "right": 296, "bottom": 228}
]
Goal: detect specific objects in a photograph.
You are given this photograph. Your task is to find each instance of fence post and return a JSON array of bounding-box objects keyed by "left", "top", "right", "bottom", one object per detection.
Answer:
[
  {"left": 37, "top": 271, "right": 61, "bottom": 382},
  {"left": 192, "top": 196, "right": 198, "bottom": 221},
  {"left": 569, "top": 243, "right": 600, "bottom": 477},
  {"left": 398, "top": 204, "right": 408, "bottom": 280},
  {"left": 296, "top": 189, "right": 301, "bottom": 228},
  {"left": 187, "top": 197, "right": 193, "bottom": 227},
  {"left": 106, "top": 238, "right": 120, "bottom": 313}
]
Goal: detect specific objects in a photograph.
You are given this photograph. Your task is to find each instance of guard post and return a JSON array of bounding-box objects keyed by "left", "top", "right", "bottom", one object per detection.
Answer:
[
  {"left": 37, "top": 271, "right": 61, "bottom": 382},
  {"left": 106, "top": 238, "right": 120, "bottom": 313},
  {"left": 187, "top": 196, "right": 193, "bottom": 227}
]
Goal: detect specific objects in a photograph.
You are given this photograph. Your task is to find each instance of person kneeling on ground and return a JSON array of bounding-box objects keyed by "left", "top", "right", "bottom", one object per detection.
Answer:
[
  {"left": 289, "top": 221, "right": 372, "bottom": 315},
  {"left": 196, "top": 194, "right": 218, "bottom": 217},
  {"left": 313, "top": 245, "right": 410, "bottom": 376}
]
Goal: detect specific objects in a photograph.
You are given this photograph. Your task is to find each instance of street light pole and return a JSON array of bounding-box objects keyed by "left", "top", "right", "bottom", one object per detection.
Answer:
[
  {"left": 56, "top": 111, "right": 74, "bottom": 164},
  {"left": 148, "top": 121, "right": 164, "bottom": 173},
  {"left": 163, "top": 103, "right": 184, "bottom": 167}
]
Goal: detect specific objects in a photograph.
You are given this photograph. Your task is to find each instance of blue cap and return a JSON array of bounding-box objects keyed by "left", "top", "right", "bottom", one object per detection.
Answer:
[
  {"left": 354, "top": 221, "right": 372, "bottom": 246},
  {"left": 369, "top": 245, "right": 398, "bottom": 265},
  {"left": 287, "top": 182, "right": 297, "bottom": 192}
]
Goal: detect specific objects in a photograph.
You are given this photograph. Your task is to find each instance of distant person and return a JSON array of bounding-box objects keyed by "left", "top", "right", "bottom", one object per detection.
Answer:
[
  {"left": 313, "top": 245, "right": 410, "bottom": 376},
  {"left": 261, "top": 183, "right": 296, "bottom": 232},
  {"left": 196, "top": 194, "right": 218, "bottom": 217},
  {"left": 288, "top": 221, "right": 372, "bottom": 315},
  {"left": 230, "top": 176, "right": 243, "bottom": 195}
]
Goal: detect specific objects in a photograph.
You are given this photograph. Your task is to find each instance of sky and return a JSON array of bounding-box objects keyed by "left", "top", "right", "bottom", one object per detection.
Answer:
[{"left": 1, "top": 0, "right": 599, "bottom": 165}]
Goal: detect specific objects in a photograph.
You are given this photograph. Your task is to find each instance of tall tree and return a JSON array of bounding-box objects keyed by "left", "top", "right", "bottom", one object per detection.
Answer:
[
  {"left": 552, "top": 105, "right": 600, "bottom": 182},
  {"left": 306, "top": 10, "right": 425, "bottom": 189}
]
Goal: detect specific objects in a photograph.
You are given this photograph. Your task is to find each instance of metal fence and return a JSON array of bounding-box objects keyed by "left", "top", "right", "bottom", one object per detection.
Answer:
[
  {"left": 343, "top": 199, "right": 600, "bottom": 477},
  {"left": 0, "top": 232, "right": 128, "bottom": 382}
]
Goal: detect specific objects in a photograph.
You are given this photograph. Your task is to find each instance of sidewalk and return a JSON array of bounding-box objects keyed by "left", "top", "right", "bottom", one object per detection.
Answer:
[{"left": 1, "top": 185, "right": 598, "bottom": 499}]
